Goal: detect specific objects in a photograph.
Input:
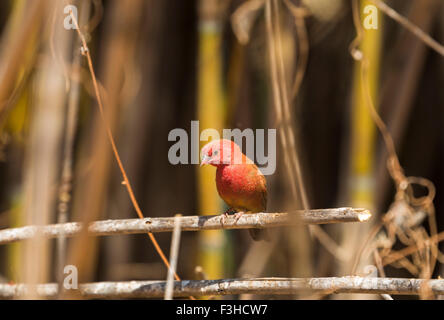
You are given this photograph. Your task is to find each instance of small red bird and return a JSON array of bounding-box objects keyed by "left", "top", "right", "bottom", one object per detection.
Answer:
[{"left": 200, "top": 139, "right": 269, "bottom": 241}]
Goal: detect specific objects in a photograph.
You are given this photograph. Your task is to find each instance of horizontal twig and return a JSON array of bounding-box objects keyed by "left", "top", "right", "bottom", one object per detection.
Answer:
[
  {"left": 1, "top": 276, "right": 442, "bottom": 299},
  {"left": 0, "top": 208, "right": 371, "bottom": 245}
]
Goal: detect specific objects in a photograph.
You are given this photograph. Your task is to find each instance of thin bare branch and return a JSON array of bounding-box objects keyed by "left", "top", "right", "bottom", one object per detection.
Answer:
[
  {"left": 67, "top": 7, "right": 186, "bottom": 289},
  {"left": 0, "top": 208, "right": 371, "bottom": 245},
  {"left": 369, "top": 0, "right": 444, "bottom": 57},
  {"left": 1, "top": 277, "right": 444, "bottom": 299},
  {"left": 165, "top": 215, "right": 182, "bottom": 300}
]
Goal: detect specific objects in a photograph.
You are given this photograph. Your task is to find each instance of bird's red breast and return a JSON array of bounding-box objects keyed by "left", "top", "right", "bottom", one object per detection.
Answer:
[
  {"left": 216, "top": 163, "right": 267, "bottom": 212},
  {"left": 200, "top": 139, "right": 267, "bottom": 213}
]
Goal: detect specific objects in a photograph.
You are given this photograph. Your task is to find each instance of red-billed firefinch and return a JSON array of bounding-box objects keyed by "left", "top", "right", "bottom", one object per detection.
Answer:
[{"left": 200, "top": 139, "right": 269, "bottom": 241}]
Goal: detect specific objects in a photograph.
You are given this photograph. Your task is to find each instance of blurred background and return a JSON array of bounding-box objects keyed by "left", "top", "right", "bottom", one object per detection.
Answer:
[{"left": 0, "top": 0, "right": 443, "bottom": 299}]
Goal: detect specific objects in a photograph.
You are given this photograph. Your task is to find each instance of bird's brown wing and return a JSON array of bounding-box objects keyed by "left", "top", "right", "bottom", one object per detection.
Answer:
[
  {"left": 258, "top": 171, "right": 267, "bottom": 211},
  {"left": 251, "top": 173, "right": 269, "bottom": 241}
]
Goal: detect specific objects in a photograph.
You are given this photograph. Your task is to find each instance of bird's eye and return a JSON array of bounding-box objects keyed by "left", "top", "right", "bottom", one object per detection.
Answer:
[{"left": 213, "top": 150, "right": 219, "bottom": 156}]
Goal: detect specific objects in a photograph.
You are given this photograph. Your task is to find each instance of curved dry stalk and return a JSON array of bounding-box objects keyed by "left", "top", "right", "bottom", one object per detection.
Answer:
[
  {"left": 282, "top": 0, "right": 309, "bottom": 100},
  {"left": 67, "top": 9, "right": 193, "bottom": 299},
  {"left": 349, "top": 0, "right": 440, "bottom": 279}
]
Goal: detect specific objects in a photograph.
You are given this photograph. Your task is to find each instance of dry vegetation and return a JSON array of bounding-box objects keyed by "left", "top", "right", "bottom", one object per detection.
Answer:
[{"left": 0, "top": 0, "right": 443, "bottom": 300}]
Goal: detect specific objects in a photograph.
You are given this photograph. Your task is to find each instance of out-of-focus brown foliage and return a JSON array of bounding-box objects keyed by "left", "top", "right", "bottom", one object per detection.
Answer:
[{"left": 0, "top": 0, "right": 443, "bottom": 300}]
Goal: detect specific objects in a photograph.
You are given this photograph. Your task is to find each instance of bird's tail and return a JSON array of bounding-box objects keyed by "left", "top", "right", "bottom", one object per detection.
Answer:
[{"left": 248, "top": 228, "right": 270, "bottom": 241}]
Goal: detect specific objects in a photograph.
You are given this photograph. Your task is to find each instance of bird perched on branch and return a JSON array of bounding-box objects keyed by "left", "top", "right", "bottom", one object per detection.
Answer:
[{"left": 200, "top": 139, "right": 269, "bottom": 241}]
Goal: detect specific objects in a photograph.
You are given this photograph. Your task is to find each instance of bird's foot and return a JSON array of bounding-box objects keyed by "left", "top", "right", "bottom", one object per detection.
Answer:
[
  {"left": 220, "top": 208, "right": 237, "bottom": 228},
  {"left": 220, "top": 213, "right": 228, "bottom": 228},
  {"left": 233, "top": 211, "right": 244, "bottom": 224}
]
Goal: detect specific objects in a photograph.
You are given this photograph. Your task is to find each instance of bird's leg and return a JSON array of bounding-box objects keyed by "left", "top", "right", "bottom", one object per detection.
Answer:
[
  {"left": 233, "top": 211, "right": 245, "bottom": 224},
  {"left": 220, "top": 208, "right": 237, "bottom": 228}
]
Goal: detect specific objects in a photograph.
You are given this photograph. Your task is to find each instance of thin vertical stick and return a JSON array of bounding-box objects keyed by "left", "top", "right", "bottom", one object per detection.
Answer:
[
  {"left": 265, "top": 0, "right": 313, "bottom": 279},
  {"left": 22, "top": 0, "right": 69, "bottom": 298},
  {"left": 272, "top": 0, "right": 309, "bottom": 210},
  {"left": 165, "top": 214, "right": 182, "bottom": 300},
  {"left": 265, "top": 0, "right": 297, "bottom": 198},
  {"left": 56, "top": 0, "right": 89, "bottom": 293}
]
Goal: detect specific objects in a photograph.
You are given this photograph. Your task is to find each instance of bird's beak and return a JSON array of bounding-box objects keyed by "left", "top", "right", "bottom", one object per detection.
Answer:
[{"left": 200, "top": 155, "right": 210, "bottom": 167}]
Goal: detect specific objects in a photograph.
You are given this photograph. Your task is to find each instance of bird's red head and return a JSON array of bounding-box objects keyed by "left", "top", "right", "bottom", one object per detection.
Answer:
[{"left": 200, "top": 139, "right": 248, "bottom": 167}]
